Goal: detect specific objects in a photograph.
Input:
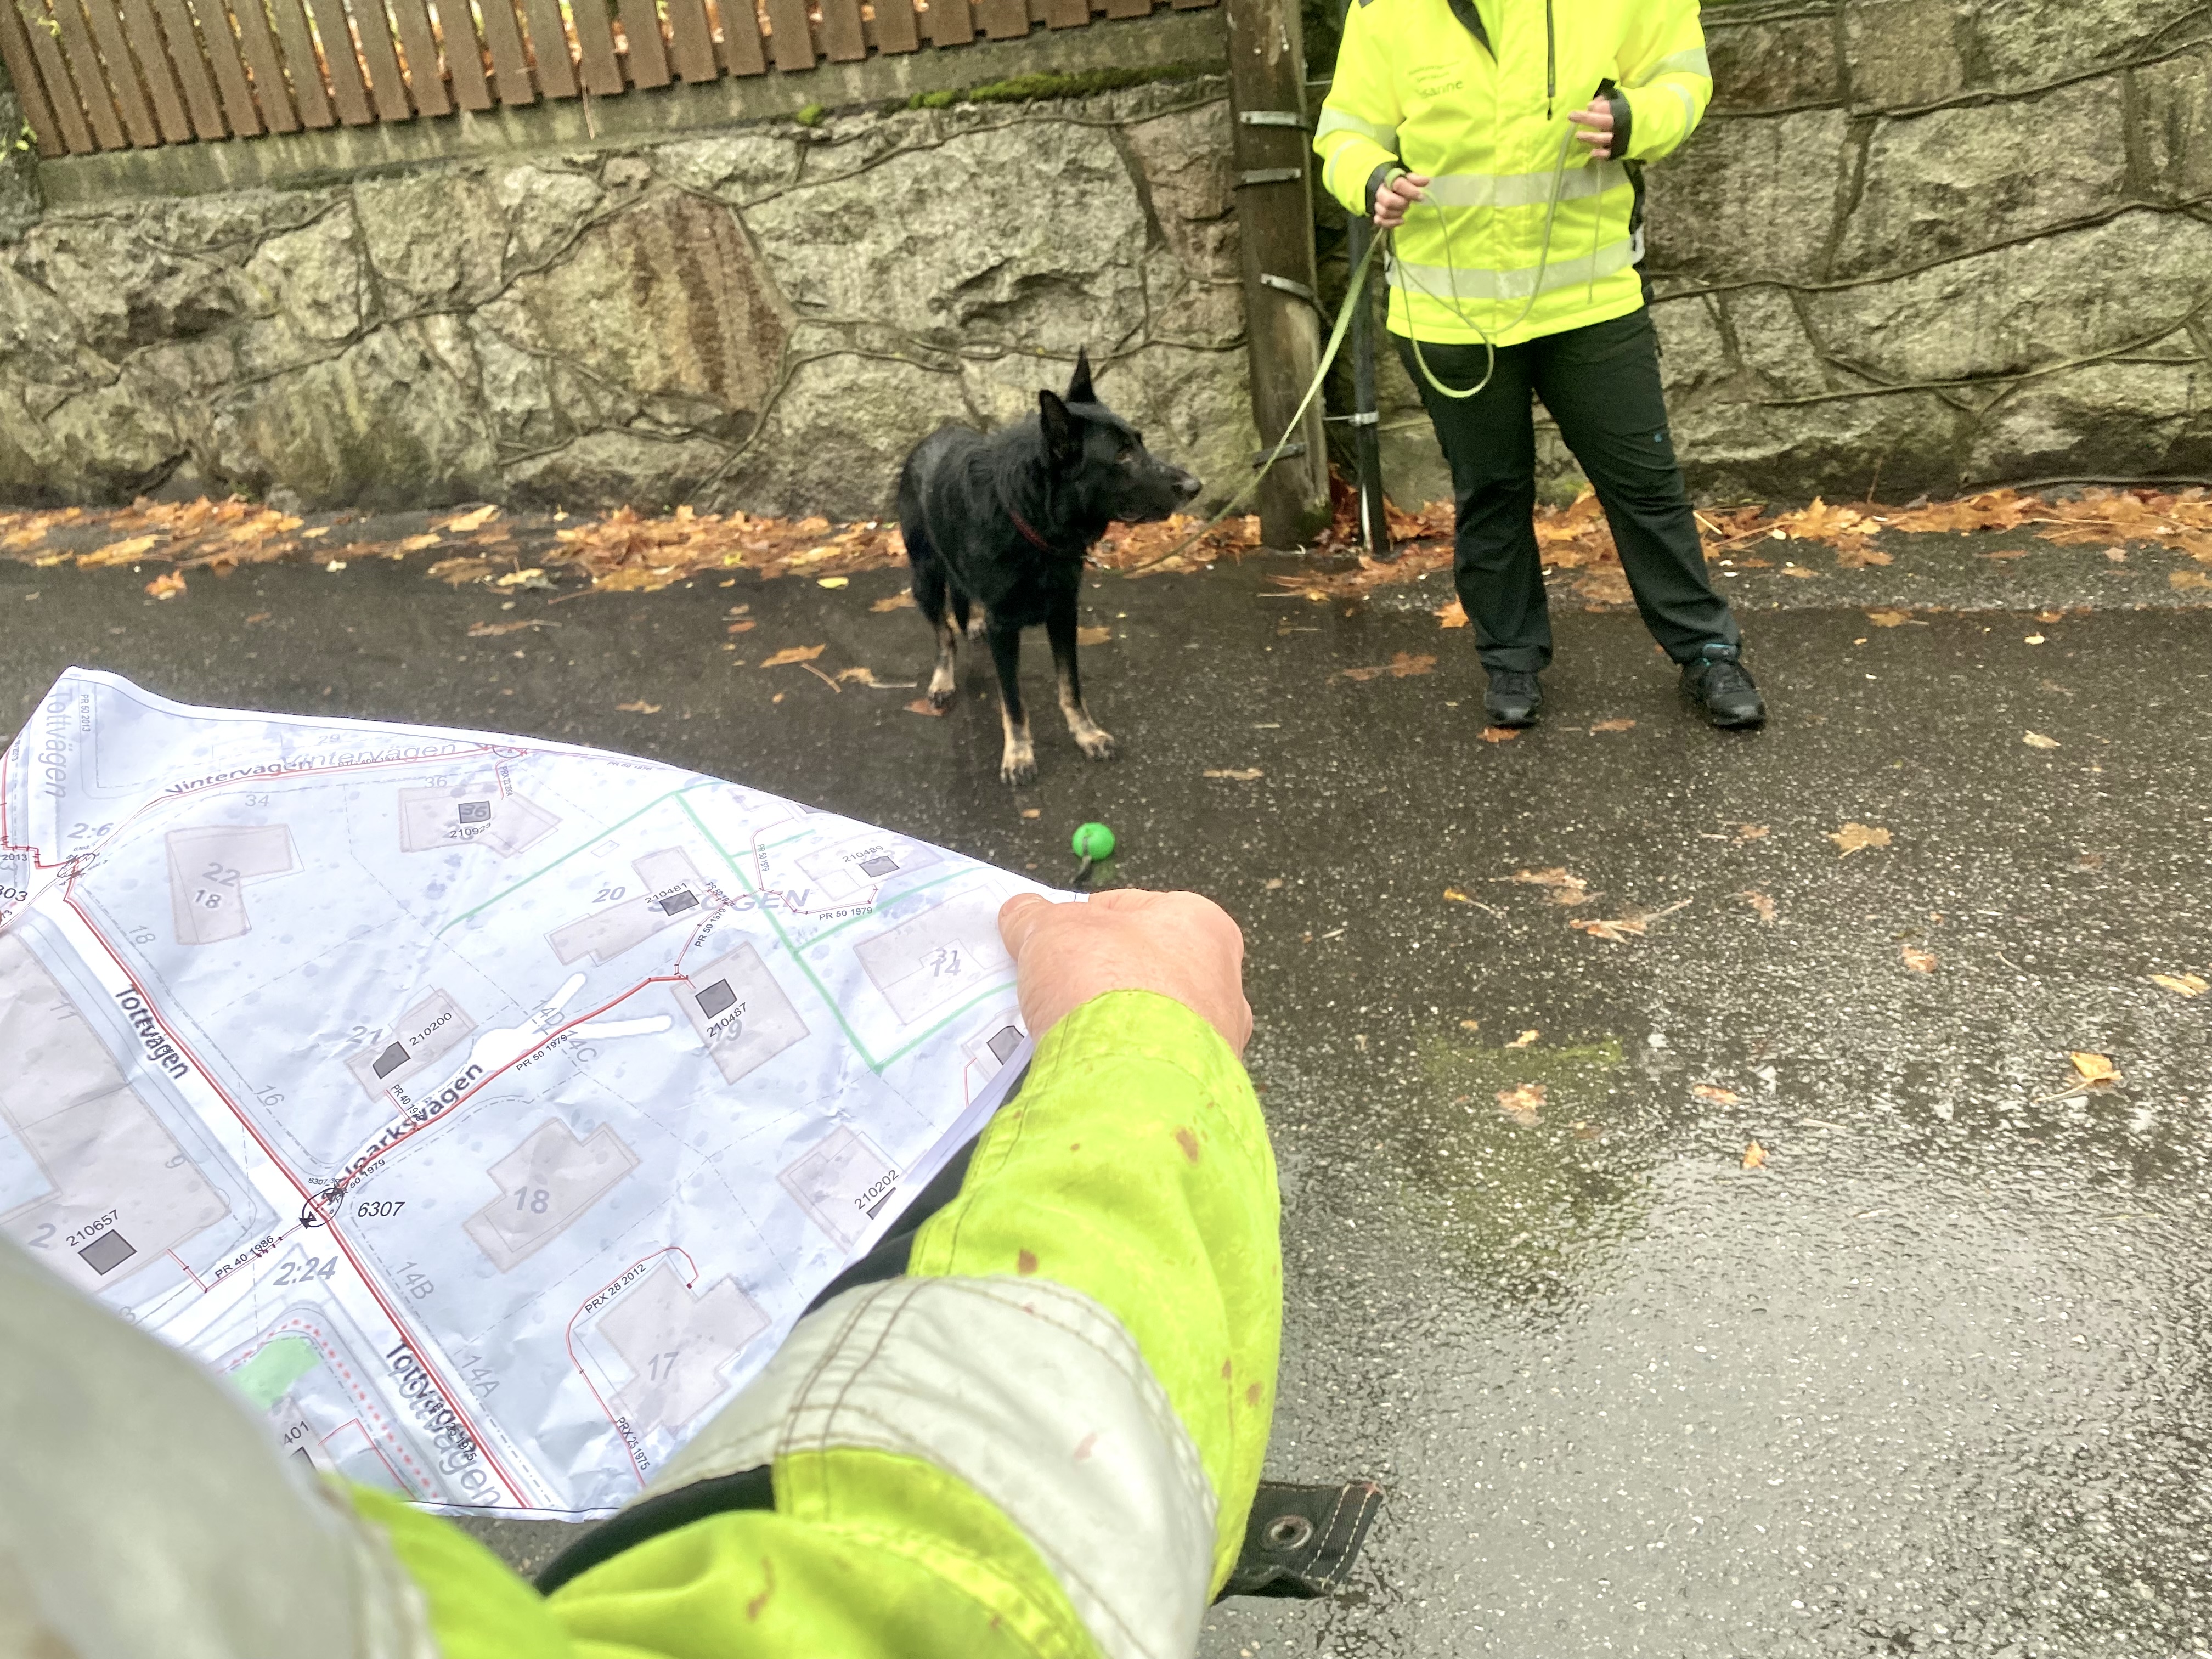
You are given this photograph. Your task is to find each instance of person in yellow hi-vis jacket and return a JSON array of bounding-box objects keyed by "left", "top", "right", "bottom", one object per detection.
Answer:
[
  {"left": 0, "top": 889, "right": 1277, "bottom": 1659},
  {"left": 1317, "top": 0, "right": 1767, "bottom": 731}
]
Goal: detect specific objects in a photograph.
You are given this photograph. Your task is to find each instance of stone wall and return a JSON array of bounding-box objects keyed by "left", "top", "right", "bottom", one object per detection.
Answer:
[
  {"left": 0, "top": 55, "right": 42, "bottom": 244},
  {"left": 1345, "top": 0, "right": 2212, "bottom": 509},
  {"left": 0, "top": 74, "right": 1251, "bottom": 516}
]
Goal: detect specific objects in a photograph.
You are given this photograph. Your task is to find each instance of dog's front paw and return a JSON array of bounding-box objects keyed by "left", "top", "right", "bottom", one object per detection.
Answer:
[
  {"left": 999, "top": 747, "right": 1037, "bottom": 787},
  {"left": 927, "top": 680, "right": 957, "bottom": 712},
  {"left": 1076, "top": 727, "right": 1117, "bottom": 762}
]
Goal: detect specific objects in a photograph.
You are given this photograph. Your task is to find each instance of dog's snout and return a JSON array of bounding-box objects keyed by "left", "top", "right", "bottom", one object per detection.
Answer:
[{"left": 1176, "top": 469, "right": 1202, "bottom": 501}]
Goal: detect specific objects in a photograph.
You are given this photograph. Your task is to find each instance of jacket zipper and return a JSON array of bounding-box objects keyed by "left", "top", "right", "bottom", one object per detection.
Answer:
[{"left": 1544, "top": 0, "right": 1556, "bottom": 118}]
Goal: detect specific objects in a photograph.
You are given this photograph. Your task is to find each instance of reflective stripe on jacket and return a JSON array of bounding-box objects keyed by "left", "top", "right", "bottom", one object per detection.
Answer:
[{"left": 1316, "top": 0, "right": 1712, "bottom": 346}]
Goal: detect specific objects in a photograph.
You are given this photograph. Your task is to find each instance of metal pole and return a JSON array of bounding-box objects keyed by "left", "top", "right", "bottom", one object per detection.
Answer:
[{"left": 1344, "top": 211, "right": 1391, "bottom": 561}]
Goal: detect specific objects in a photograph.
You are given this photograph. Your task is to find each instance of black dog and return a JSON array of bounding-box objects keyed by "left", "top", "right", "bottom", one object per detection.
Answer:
[{"left": 896, "top": 351, "right": 1202, "bottom": 785}]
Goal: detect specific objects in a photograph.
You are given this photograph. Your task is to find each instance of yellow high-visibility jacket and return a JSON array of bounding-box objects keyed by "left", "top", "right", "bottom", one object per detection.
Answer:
[{"left": 1316, "top": 0, "right": 1713, "bottom": 346}]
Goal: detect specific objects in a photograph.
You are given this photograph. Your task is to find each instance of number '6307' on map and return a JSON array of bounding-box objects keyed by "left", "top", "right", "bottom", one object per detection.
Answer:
[{"left": 0, "top": 670, "right": 1049, "bottom": 1516}]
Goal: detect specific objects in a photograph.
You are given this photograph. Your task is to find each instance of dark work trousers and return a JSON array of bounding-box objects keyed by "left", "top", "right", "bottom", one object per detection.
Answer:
[{"left": 1395, "top": 306, "right": 1740, "bottom": 673}]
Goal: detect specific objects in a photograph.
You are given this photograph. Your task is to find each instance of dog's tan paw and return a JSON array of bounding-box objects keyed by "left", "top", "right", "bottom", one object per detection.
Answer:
[
  {"left": 1000, "top": 748, "right": 1037, "bottom": 787},
  {"left": 928, "top": 681, "right": 957, "bottom": 711},
  {"left": 1076, "top": 727, "right": 1118, "bottom": 762}
]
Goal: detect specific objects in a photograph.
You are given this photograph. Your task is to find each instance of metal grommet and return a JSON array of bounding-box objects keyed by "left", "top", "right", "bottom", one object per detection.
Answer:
[{"left": 1263, "top": 1513, "right": 1314, "bottom": 1551}]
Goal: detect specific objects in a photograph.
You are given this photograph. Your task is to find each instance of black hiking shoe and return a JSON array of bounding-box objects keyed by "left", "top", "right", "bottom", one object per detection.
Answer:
[
  {"left": 1484, "top": 669, "right": 1543, "bottom": 727},
  {"left": 1682, "top": 643, "right": 1766, "bottom": 729}
]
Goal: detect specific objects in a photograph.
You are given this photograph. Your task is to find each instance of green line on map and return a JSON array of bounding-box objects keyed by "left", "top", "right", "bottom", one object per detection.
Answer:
[{"left": 437, "top": 785, "right": 704, "bottom": 936}]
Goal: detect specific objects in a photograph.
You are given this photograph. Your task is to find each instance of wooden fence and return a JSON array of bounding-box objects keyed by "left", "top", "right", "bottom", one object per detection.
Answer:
[{"left": 0, "top": 0, "right": 1214, "bottom": 157}]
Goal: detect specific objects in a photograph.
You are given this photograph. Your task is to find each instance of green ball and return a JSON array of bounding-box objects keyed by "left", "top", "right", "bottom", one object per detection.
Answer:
[{"left": 1071, "top": 821, "right": 1116, "bottom": 861}]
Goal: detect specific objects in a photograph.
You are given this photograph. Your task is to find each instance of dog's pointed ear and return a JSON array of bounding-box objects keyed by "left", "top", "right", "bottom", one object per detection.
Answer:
[
  {"left": 1065, "top": 348, "right": 1095, "bottom": 406},
  {"left": 1039, "top": 390, "right": 1083, "bottom": 472}
]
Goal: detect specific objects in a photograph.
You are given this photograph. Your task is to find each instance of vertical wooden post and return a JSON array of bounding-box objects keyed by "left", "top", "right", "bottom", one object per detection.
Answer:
[{"left": 1225, "top": 0, "right": 1329, "bottom": 550}]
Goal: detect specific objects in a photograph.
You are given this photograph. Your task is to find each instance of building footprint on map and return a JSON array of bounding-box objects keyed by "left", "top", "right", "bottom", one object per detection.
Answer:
[
  {"left": 852, "top": 893, "right": 1013, "bottom": 1024},
  {"left": 397, "top": 781, "right": 560, "bottom": 858},
  {"left": 602, "top": 1264, "right": 769, "bottom": 1438},
  {"left": 779, "top": 1125, "right": 898, "bottom": 1249},
  {"left": 166, "top": 824, "right": 298, "bottom": 946},
  {"left": 674, "top": 943, "right": 809, "bottom": 1084},
  {"left": 464, "top": 1119, "right": 641, "bottom": 1272},
  {"left": 548, "top": 849, "right": 714, "bottom": 966}
]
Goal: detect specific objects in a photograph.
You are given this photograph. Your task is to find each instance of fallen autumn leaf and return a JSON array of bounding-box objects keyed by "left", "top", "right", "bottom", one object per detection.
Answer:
[
  {"left": 1902, "top": 945, "right": 1938, "bottom": 973},
  {"left": 1828, "top": 822, "right": 1892, "bottom": 857},
  {"left": 1736, "top": 889, "right": 1778, "bottom": 924},
  {"left": 905, "top": 698, "right": 945, "bottom": 717},
  {"left": 615, "top": 700, "right": 661, "bottom": 714},
  {"left": 1437, "top": 599, "right": 1469, "bottom": 628},
  {"left": 1506, "top": 1029, "right": 1539, "bottom": 1048},
  {"left": 2069, "top": 1051, "right": 2119, "bottom": 1083},
  {"left": 144, "top": 571, "right": 185, "bottom": 600},
  {"left": 2148, "top": 973, "right": 2208, "bottom": 997},
  {"left": 1588, "top": 718, "right": 1636, "bottom": 733},
  {"left": 1443, "top": 888, "right": 1472, "bottom": 903},
  {"left": 1495, "top": 1084, "right": 1545, "bottom": 1126},
  {"left": 1479, "top": 726, "right": 1520, "bottom": 743},
  {"left": 1693, "top": 1083, "right": 1741, "bottom": 1105},
  {"left": 760, "top": 645, "right": 828, "bottom": 668},
  {"left": 871, "top": 591, "right": 916, "bottom": 612},
  {"left": 1203, "top": 768, "right": 1263, "bottom": 781},
  {"left": 1513, "top": 867, "right": 1591, "bottom": 905},
  {"left": 2023, "top": 731, "right": 2061, "bottom": 749},
  {"left": 1742, "top": 1141, "right": 1768, "bottom": 1170},
  {"left": 443, "top": 504, "right": 500, "bottom": 533},
  {"left": 1076, "top": 625, "right": 1113, "bottom": 645}
]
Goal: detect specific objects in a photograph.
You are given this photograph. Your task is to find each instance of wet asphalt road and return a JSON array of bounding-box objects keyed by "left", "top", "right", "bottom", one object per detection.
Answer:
[{"left": 4, "top": 552, "right": 2210, "bottom": 1658}]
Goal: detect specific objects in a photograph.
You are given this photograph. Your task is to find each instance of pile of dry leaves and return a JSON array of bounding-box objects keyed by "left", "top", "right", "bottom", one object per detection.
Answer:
[{"left": 4, "top": 483, "right": 2209, "bottom": 606}]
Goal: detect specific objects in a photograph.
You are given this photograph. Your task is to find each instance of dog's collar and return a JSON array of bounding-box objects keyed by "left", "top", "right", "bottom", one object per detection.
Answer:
[{"left": 1003, "top": 499, "right": 1062, "bottom": 555}]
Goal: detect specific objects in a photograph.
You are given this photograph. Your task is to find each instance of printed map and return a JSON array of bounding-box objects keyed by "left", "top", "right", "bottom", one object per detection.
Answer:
[{"left": 0, "top": 669, "right": 1047, "bottom": 1517}]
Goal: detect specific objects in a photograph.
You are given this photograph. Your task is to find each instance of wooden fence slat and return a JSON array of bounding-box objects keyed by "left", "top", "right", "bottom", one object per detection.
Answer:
[
  {"left": 0, "top": 0, "right": 72, "bottom": 153},
  {"left": 259, "top": 0, "right": 331, "bottom": 124},
  {"left": 77, "top": 0, "right": 165, "bottom": 144},
  {"left": 516, "top": 0, "right": 574, "bottom": 94},
  {"left": 114, "top": 0, "right": 195, "bottom": 139},
  {"left": 432, "top": 0, "right": 487, "bottom": 107},
  {"left": 568, "top": 0, "right": 618, "bottom": 93},
  {"left": 760, "top": 0, "right": 809, "bottom": 70},
  {"left": 1043, "top": 0, "right": 1085, "bottom": 27},
  {"left": 298, "top": 0, "right": 373, "bottom": 120},
  {"left": 661, "top": 0, "right": 712, "bottom": 80},
  {"left": 1102, "top": 0, "right": 1147, "bottom": 17},
  {"left": 44, "top": 0, "right": 129, "bottom": 145},
  {"left": 183, "top": 0, "right": 264, "bottom": 133},
  {"left": 345, "top": 0, "right": 411, "bottom": 117},
  {"left": 815, "top": 0, "right": 860, "bottom": 59},
  {"left": 1168, "top": 0, "right": 1211, "bottom": 12},
  {"left": 148, "top": 0, "right": 233, "bottom": 134},
  {"left": 974, "top": 0, "right": 1024, "bottom": 37},
  {"left": 712, "top": 0, "right": 762, "bottom": 75},
  {"left": 923, "top": 0, "right": 969, "bottom": 44},
  {"left": 382, "top": 0, "right": 445, "bottom": 111},
  {"left": 613, "top": 0, "right": 662, "bottom": 84},
  {"left": 868, "top": 0, "right": 916, "bottom": 53},
  {"left": 473, "top": 0, "right": 533, "bottom": 103}
]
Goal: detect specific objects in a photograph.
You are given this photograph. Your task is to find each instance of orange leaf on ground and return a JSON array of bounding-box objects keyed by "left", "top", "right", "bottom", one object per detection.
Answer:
[
  {"left": 1571, "top": 917, "right": 1646, "bottom": 941},
  {"left": 1865, "top": 608, "right": 1912, "bottom": 627},
  {"left": 1443, "top": 888, "right": 1472, "bottom": 903},
  {"left": 82, "top": 534, "right": 163, "bottom": 568},
  {"left": 1437, "top": 599, "right": 1469, "bottom": 628},
  {"left": 1495, "top": 1084, "right": 1545, "bottom": 1126},
  {"left": 2171, "top": 569, "right": 2212, "bottom": 591},
  {"left": 905, "top": 698, "right": 945, "bottom": 717},
  {"left": 615, "top": 700, "right": 661, "bottom": 714},
  {"left": 1828, "top": 822, "right": 1891, "bottom": 856},
  {"left": 1506, "top": 1029, "right": 1539, "bottom": 1048},
  {"left": 1391, "top": 652, "right": 1436, "bottom": 676},
  {"left": 760, "top": 645, "right": 827, "bottom": 668},
  {"left": 728, "top": 619, "right": 757, "bottom": 634},
  {"left": 2024, "top": 731, "right": 2060, "bottom": 749},
  {"left": 1479, "top": 726, "right": 1520, "bottom": 743},
  {"left": 1693, "top": 1083, "right": 1741, "bottom": 1105},
  {"left": 872, "top": 591, "right": 916, "bottom": 611},
  {"left": 1076, "top": 625, "right": 1113, "bottom": 645},
  {"left": 1736, "top": 889, "right": 1778, "bottom": 924},
  {"left": 1588, "top": 718, "right": 1635, "bottom": 732},
  {"left": 1742, "top": 1141, "right": 1768, "bottom": 1170},
  {"left": 1734, "top": 823, "right": 1770, "bottom": 843},
  {"left": 2148, "top": 973, "right": 2207, "bottom": 997},
  {"left": 1901, "top": 944, "right": 1938, "bottom": 973},
  {"left": 1834, "top": 546, "right": 1894, "bottom": 568},
  {"left": 2069, "top": 1051, "right": 2119, "bottom": 1083},
  {"left": 443, "top": 505, "right": 500, "bottom": 533},
  {"left": 144, "top": 571, "right": 186, "bottom": 600},
  {"left": 1513, "top": 867, "right": 1591, "bottom": 905}
]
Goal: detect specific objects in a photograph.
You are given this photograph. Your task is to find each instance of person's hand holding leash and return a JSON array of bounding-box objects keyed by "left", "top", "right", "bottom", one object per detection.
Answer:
[
  {"left": 1566, "top": 95, "right": 1615, "bottom": 159},
  {"left": 1000, "top": 888, "right": 1251, "bottom": 1056},
  {"left": 1372, "top": 170, "right": 1431, "bottom": 230}
]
